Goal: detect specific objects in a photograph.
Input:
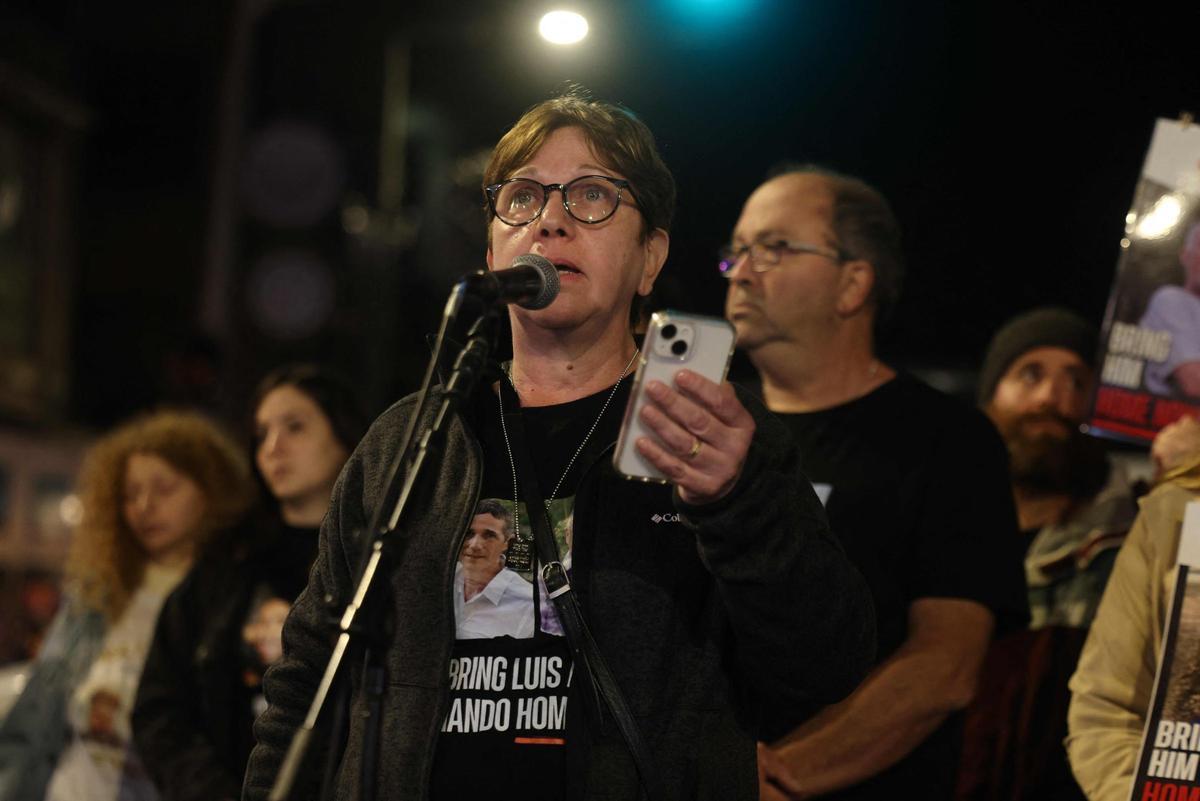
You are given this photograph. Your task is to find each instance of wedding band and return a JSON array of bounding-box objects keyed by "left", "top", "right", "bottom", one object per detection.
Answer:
[{"left": 686, "top": 438, "right": 703, "bottom": 461}]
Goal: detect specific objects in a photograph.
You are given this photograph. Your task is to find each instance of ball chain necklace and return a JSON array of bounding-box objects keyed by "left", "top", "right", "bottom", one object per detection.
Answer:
[{"left": 497, "top": 348, "right": 640, "bottom": 545}]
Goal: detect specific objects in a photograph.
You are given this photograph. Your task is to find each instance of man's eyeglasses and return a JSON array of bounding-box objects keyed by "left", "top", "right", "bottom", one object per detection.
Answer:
[
  {"left": 486, "top": 175, "right": 638, "bottom": 227},
  {"left": 717, "top": 240, "right": 844, "bottom": 277}
]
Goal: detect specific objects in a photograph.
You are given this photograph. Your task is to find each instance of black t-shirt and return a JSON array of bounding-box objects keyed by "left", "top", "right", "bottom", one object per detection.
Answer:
[
  {"left": 776, "top": 373, "right": 1027, "bottom": 801},
  {"left": 429, "top": 376, "right": 632, "bottom": 801}
]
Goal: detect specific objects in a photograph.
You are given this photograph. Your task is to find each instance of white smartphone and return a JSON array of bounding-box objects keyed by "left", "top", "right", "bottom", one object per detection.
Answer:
[{"left": 614, "top": 310, "right": 737, "bottom": 483}]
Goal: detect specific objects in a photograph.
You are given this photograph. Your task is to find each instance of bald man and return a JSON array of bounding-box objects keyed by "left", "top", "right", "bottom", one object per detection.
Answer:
[{"left": 723, "top": 166, "right": 1028, "bottom": 801}]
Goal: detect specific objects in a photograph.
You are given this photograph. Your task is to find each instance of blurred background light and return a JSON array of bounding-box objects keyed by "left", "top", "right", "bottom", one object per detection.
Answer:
[
  {"left": 246, "top": 250, "right": 336, "bottom": 341},
  {"left": 342, "top": 203, "right": 370, "bottom": 235},
  {"left": 663, "top": 0, "right": 758, "bottom": 22},
  {"left": 58, "top": 495, "right": 82, "bottom": 528},
  {"left": 539, "top": 10, "right": 589, "bottom": 45},
  {"left": 241, "top": 121, "right": 346, "bottom": 229}
]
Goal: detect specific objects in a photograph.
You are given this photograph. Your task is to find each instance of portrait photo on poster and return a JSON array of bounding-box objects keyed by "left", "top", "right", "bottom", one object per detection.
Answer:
[{"left": 1089, "top": 118, "right": 1200, "bottom": 443}]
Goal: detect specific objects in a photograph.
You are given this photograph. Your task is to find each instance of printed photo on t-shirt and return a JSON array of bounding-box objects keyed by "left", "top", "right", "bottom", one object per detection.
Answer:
[
  {"left": 241, "top": 586, "right": 297, "bottom": 718},
  {"left": 434, "top": 497, "right": 576, "bottom": 791},
  {"left": 454, "top": 498, "right": 573, "bottom": 640}
]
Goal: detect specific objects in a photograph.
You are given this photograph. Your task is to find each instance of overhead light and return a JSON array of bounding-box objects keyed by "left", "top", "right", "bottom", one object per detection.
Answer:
[{"left": 539, "top": 10, "right": 589, "bottom": 45}]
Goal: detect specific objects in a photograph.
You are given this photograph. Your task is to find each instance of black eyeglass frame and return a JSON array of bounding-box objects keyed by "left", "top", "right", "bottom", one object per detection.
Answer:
[
  {"left": 485, "top": 175, "right": 640, "bottom": 227},
  {"left": 717, "top": 239, "right": 847, "bottom": 277}
]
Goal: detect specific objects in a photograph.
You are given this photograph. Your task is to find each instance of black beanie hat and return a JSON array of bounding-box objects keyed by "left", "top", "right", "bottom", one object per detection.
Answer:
[{"left": 977, "top": 307, "right": 1097, "bottom": 405}]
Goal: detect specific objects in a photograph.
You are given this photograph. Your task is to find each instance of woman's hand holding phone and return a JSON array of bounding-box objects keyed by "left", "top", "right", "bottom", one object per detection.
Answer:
[
  {"left": 612, "top": 311, "right": 752, "bottom": 504},
  {"left": 633, "top": 368, "right": 755, "bottom": 505}
]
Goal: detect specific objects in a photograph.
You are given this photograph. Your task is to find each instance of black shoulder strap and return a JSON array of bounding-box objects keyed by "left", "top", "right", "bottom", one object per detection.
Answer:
[{"left": 500, "top": 380, "right": 659, "bottom": 800}]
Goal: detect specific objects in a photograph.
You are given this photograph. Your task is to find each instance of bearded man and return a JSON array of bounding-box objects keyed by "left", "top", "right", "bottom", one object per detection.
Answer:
[{"left": 958, "top": 307, "right": 1142, "bottom": 801}]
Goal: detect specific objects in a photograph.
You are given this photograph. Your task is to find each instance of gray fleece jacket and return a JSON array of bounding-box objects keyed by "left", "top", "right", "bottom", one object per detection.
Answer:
[{"left": 242, "top": 384, "right": 875, "bottom": 801}]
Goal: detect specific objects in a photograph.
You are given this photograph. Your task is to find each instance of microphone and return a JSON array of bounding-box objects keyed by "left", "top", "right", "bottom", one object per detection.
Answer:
[{"left": 460, "top": 254, "right": 560, "bottom": 310}]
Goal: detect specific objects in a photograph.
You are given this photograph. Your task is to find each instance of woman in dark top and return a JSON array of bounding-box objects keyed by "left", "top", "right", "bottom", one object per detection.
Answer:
[{"left": 132, "top": 365, "right": 367, "bottom": 801}]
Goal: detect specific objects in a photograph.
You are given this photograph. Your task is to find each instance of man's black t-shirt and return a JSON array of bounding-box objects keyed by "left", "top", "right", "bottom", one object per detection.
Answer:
[
  {"left": 429, "top": 377, "right": 631, "bottom": 801},
  {"left": 776, "top": 372, "right": 1027, "bottom": 801}
]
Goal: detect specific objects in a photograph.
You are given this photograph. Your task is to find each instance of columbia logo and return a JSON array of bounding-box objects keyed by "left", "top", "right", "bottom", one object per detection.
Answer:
[{"left": 650, "top": 513, "right": 681, "bottom": 524}]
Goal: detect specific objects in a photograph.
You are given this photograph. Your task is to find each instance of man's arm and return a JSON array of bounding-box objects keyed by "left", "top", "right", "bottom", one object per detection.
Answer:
[{"left": 760, "top": 598, "right": 994, "bottom": 800}]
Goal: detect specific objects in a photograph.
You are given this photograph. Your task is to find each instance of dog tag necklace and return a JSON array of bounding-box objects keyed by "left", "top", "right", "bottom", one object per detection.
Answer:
[{"left": 497, "top": 349, "right": 639, "bottom": 546}]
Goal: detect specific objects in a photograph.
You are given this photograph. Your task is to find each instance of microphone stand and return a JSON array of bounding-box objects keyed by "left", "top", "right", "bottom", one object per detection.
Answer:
[{"left": 269, "top": 284, "right": 503, "bottom": 801}]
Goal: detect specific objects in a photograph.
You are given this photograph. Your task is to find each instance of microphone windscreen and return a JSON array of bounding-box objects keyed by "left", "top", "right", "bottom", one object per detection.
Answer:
[{"left": 511, "top": 254, "right": 559, "bottom": 310}]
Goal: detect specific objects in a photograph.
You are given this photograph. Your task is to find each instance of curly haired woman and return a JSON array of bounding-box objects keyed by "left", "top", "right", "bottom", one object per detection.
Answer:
[{"left": 0, "top": 410, "right": 253, "bottom": 801}]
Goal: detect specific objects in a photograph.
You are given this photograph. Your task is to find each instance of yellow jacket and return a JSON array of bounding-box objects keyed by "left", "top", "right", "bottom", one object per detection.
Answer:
[{"left": 1066, "top": 480, "right": 1197, "bottom": 801}]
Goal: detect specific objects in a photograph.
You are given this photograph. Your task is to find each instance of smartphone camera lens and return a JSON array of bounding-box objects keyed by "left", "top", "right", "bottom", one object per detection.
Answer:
[
  {"left": 660, "top": 324, "right": 677, "bottom": 339},
  {"left": 671, "top": 340, "right": 688, "bottom": 356}
]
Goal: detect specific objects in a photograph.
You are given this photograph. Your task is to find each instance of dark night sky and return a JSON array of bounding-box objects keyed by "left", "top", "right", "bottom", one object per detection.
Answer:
[{"left": 3, "top": 0, "right": 1199, "bottom": 426}]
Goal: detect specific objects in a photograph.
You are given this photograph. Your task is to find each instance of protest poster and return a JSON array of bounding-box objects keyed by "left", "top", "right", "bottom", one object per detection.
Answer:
[
  {"left": 1087, "top": 118, "right": 1200, "bottom": 444},
  {"left": 1127, "top": 502, "right": 1200, "bottom": 799}
]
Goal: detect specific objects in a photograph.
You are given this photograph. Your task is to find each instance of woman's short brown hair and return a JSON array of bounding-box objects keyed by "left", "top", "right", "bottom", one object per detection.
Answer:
[{"left": 483, "top": 87, "right": 676, "bottom": 241}]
